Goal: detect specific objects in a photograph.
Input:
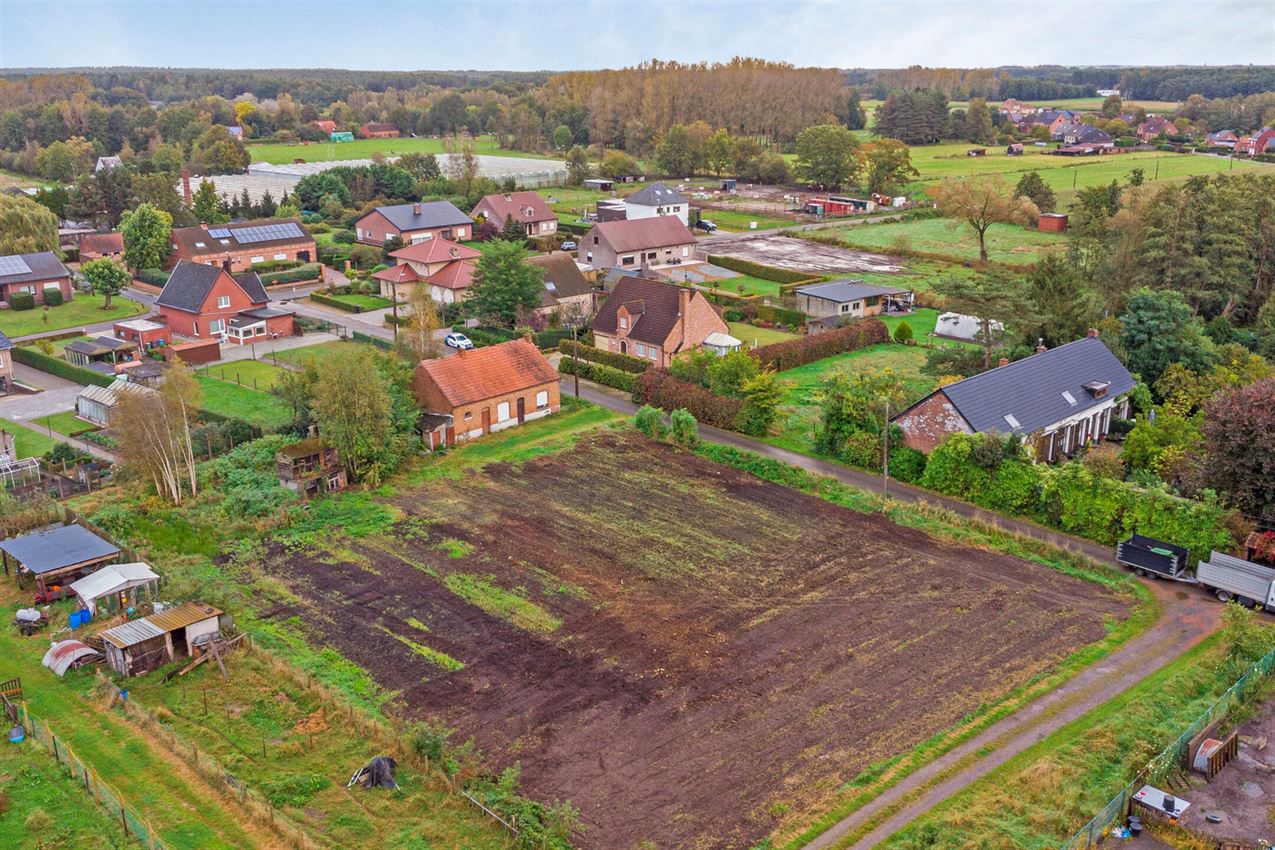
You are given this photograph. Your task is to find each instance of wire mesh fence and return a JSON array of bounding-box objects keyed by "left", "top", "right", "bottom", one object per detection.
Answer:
[
  {"left": 16, "top": 701, "right": 167, "bottom": 849},
  {"left": 1060, "top": 642, "right": 1275, "bottom": 850}
]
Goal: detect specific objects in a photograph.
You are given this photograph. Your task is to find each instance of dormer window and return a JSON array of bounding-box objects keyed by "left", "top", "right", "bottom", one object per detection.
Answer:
[
  {"left": 620, "top": 316, "right": 628, "bottom": 329},
  {"left": 1083, "top": 381, "right": 1110, "bottom": 398}
]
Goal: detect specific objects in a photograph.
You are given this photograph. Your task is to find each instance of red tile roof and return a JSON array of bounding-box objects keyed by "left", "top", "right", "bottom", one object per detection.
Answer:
[
  {"left": 417, "top": 338, "right": 558, "bottom": 407},
  {"left": 79, "top": 232, "right": 123, "bottom": 255},
  {"left": 473, "top": 191, "right": 556, "bottom": 224},
  {"left": 390, "top": 238, "right": 481, "bottom": 265},
  {"left": 589, "top": 216, "right": 697, "bottom": 253},
  {"left": 425, "top": 261, "right": 476, "bottom": 290},
  {"left": 313, "top": 120, "right": 337, "bottom": 133},
  {"left": 373, "top": 264, "right": 421, "bottom": 284}
]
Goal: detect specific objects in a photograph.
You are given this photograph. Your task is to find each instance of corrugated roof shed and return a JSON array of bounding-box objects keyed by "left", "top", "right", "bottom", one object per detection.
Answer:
[{"left": 0, "top": 524, "right": 119, "bottom": 575}]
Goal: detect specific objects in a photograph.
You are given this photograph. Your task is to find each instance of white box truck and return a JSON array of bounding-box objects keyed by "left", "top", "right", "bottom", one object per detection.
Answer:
[{"left": 1197, "top": 551, "right": 1275, "bottom": 607}]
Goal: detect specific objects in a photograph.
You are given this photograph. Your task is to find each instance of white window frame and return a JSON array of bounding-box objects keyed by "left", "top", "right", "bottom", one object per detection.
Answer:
[
  {"left": 274, "top": 252, "right": 287, "bottom": 261},
  {"left": 620, "top": 316, "right": 628, "bottom": 329},
  {"left": 217, "top": 295, "right": 231, "bottom": 309},
  {"left": 536, "top": 390, "right": 549, "bottom": 409},
  {"left": 648, "top": 347, "right": 658, "bottom": 361},
  {"left": 497, "top": 401, "right": 511, "bottom": 421},
  {"left": 250, "top": 256, "right": 265, "bottom": 265},
  {"left": 208, "top": 319, "right": 225, "bottom": 335},
  {"left": 636, "top": 343, "right": 646, "bottom": 357}
]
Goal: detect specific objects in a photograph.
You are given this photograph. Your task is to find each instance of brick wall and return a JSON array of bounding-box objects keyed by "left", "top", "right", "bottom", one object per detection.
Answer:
[
  {"left": 894, "top": 391, "right": 973, "bottom": 453},
  {"left": 1, "top": 275, "right": 73, "bottom": 305},
  {"left": 414, "top": 374, "right": 560, "bottom": 444},
  {"left": 169, "top": 241, "right": 315, "bottom": 273},
  {"left": 159, "top": 270, "right": 262, "bottom": 339}
]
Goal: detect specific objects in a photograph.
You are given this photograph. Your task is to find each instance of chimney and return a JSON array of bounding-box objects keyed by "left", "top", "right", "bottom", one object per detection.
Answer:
[
  {"left": 1087, "top": 327, "right": 1099, "bottom": 338},
  {"left": 449, "top": 247, "right": 458, "bottom": 258},
  {"left": 677, "top": 286, "right": 692, "bottom": 351},
  {"left": 998, "top": 357, "right": 1010, "bottom": 368},
  {"left": 200, "top": 222, "right": 208, "bottom": 230},
  {"left": 412, "top": 203, "right": 422, "bottom": 215},
  {"left": 1036, "top": 338, "right": 1047, "bottom": 353},
  {"left": 504, "top": 194, "right": 512, "bottom": 202},
  {"left": 181, "top": 169, "right": 192, "bottom": 204}
]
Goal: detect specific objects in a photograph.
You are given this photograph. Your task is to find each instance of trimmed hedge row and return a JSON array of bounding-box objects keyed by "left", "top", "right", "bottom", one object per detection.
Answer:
[
  {"left": 351, "top": 330, "right": 393, "bottom": 351},
  {"left": 310, "top": 292, "right": 362, "bottom": 313},
  {"left": 558, "top": 339, "right": 650, "bottom": 374},
  {"left": 558, "top": 358, "right": 637, "bottom": 393},
  {"left": 706, "top": 254, "right": 811, "bottom": 284},
  {"left": 750, "top": 318, "right": 888, "bottom": 371},
  {"left": 13, "top": 346, "right": 114, "bottom": 387},
  {"left": 137, "top": 268, "right": 169, "bottom": 287},
  {"left": 756, "top": 303, "right": 806, "bottom": 328},
  {"left": 633, "top": 370, "right": 742, "bottom": 430},
  {"left": 8, "top": 292, "right": 34, "bottom": 311},
  {"left": 259, "top": 263, "right": 322, "bottom": 285}
]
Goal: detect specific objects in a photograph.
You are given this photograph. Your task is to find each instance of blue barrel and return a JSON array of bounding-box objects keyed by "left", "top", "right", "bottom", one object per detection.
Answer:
[{"left": 68, "top": 611, "right": 81, "bottom": 629}]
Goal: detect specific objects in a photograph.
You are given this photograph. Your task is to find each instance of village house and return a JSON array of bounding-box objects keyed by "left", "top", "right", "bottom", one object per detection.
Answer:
[
  {"left": 353, "top": 201, "right": 473, "bottom": 247},
  {"left": 581, "top": 216, "right": 697, "bottom": 271},
  {"left": 276, "top": 438, "right": 347, "bottom": 500},
  {"left": 312, "top": 120, "right": 337, "bottom": 134},
  {"left": 0, "top": 251, "right": 73, "bottom": 306},
  {"left": 1239, "top": 127, "right": 1275, "bottom": 156},
  {"left": 622, "top": 183, "right": 690, "bottom": 225},
  {"left": 371, "top": 238, "right": 481, "bottom": 303},
  {"left": 793, "top": 280, "right": 914, "bottom": 325},
  {"left": 0, "top": 330, "right": 13, "bottom": 395},
  {"left": 1205, "top": 130, "right": 1239, "bottom": 148},
  {"left": 157, "top": 261, "right": 295, "bottom": 343},
  {"left": 414, "top": 338, "right": 560, "bottom": 449},
  {"left": 359, "top": 122, "right": 400, "bottom": 139},
  {"left": 78, "top": 232, "right": 124, "bottom": 261},
  {"left": 1136, "top": 116, "right": 1179, "bottom": 141},
  {"left": 1058, "top": 123, "right": 1115, "bottom": 147},
  {"left": 471, "top": 191, "right": 558, "bottom": 237},
  {"left": 95, "top": 155, "right": 122, "bottom": 172},
  {"left": 892, "top": 332, "right": 1135, "bottom": 462},
  {"left": 592, "top": 276, "right": 734, "bottom": 367},
  {"left": 168, "top": 219, "right": 315, "bottom": 273},
  {"left": 527, "top": 252, "right": 596, "bottom": 325}
]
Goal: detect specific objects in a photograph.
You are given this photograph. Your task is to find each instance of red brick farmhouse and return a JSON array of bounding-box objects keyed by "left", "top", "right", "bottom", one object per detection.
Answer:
[
  {"left": 353, "top": 202, "right": 473, "bottom": 247},
  {"left": 168, "top": 219, "right": 315, "bottom": 273},
  {"left": 156, "top": 261, "right": 294, "bottom": 344},
  {"left": 471, "top": 191, "right": 558, "bottom": 237},
  {"left": 892, "top": 334, "right": 1135, "bottom": 462},
  {"left": 592, "top": 276, "right": 736, "bottom": 367},
  {"left": 414, "top": 339, "right": 560, "bottom": 449},
  {"left": 0, "top": 252, "right": 73, "bottom": 306}
]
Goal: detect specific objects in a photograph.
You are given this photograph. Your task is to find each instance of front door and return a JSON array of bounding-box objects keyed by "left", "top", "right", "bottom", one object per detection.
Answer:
[
  {"left": 516, "top": 397, "right": 525, "bottom": 424},
  {"left": 481, "top": 407, "right": 491, "bottom": 434}
]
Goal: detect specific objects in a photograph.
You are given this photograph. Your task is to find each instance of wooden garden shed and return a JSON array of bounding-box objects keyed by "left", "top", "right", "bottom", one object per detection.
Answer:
[
  {"left": 99, "top": 602, "right": 222, "bottom": 677},
  {"left": 0, "top": 524, "right": 120, "bottom": 596}
]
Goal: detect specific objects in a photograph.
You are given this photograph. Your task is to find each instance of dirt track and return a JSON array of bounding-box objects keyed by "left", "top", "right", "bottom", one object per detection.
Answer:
[{"left": 262, "top": 432, "right": 1128, "bottom": 850}]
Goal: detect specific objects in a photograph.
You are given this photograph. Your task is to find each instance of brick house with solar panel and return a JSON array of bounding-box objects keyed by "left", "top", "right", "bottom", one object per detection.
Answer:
[
  {"left": 167, "top": 219, "right": 315, "bottom": 273},
  {"left": 0, "top": 251, "right": 73, "bottom": 306},
  {"left": 156, "top": 261, "right": 295, "bottom": 344}
]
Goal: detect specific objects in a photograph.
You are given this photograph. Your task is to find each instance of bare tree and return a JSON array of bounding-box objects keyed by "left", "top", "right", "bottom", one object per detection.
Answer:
[{"left": 111, "top": 357, "right": 202, "bottom": 505}]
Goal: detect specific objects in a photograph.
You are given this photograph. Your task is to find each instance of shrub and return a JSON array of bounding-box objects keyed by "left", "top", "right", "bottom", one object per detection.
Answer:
[
  {"left": 751, "top": 318, "right": 889, "bottom": 371},
  {"left": 42, "top": 288, "right": 63, "bottom": 307},
  {"left": 669, "top": 408, "right": 698, "bottom": 447},
  {"left": 888, "top": 445, "right": 927, "bottom": 483},
  {"left": 259, "top": 263, "right": 322, "bottom": 286},
  {"left": 706, "top": 254, "right": 812, "bottom": 283},
  {"left": 558, "top": 357, "right": 636, "bottom": 393},
  {"left": 12, "top": 345, "right": 114, "bottom": 387},
  {"left": 558, "top": 339, "right": 650, "bottom": 374},
  {"left": 310, "top": 292, "right": 362, "bottom": 312},
  {"left": 333, "top": 229, "right": 356, "bottom": 244},
  {"left": 137, "top": 268, "right": 170, "bottom": 286},
  {"left": 633, "top": 404, "right": 668, "bottom": 439},
  {"left": 633, "top": 370, "right": 742, "bottom": 430},
  {"left": 8, "top": 292, "right": 34, "bottom": 311},
  {"left": 893, "top": 320, "right": 914, "bottom": 344},
  {"left": 533, "top": 328, "right": 573, "bottom": 350}
]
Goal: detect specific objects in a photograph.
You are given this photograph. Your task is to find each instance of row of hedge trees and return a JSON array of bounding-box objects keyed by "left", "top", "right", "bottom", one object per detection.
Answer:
[{"left": 750, "top": 318, "right": 889, "bottom": 371}]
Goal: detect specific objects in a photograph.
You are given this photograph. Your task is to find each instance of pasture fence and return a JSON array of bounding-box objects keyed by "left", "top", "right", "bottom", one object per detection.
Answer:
[
  {"left": 1059, "top": 642, "right": 1275, "bottom": 850},
  {"left": 7, "top": 694, "right": 166, "bottom": 849}
]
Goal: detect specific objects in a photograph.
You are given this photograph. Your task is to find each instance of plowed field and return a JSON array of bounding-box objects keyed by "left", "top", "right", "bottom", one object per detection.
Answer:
[{"left": 261, "top": 431, "right": 1127, "bottom": 850}]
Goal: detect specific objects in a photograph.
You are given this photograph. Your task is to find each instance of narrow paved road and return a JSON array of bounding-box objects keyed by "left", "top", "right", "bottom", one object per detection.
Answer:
[{"left": 562, "top": 377, "right": 1222, "bottom": 850}]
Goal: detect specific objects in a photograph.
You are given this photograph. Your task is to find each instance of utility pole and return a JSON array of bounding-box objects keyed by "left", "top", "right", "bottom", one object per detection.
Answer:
[
  {"left": 571, "top": 325, "right": 580, "bottom": 398},
  {"left": 882, "top": 400, "right": 890, "bottom": 499},
  {"left": 390, "top": 279, "right": 399, "bottom": 344},
  {"left": 1154, "top": 157, "right": 1160, "bottom": 180}
]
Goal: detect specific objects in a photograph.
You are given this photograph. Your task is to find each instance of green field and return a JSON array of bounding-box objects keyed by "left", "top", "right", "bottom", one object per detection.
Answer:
[
  {"left": 195, "top": 376, "right": 292, "bottom": 429},
  {"left": 0, "top": 417, "right": 64, "bottom": 457},
  {"left": 246, "top": 133, "right": 559, "bottom": 165},
  {"left": 728, "top": 321, "right": 801, "bottom": 348},
  {"left": 827, "top": 218, "right": 1067, "bottom": 265},
  {"left": 269, "top": 339, "right": 383, "bottom": 369},
  {"left": 701, "top": 272, "right": 785, "bottom": 298},
  {"left": 0, "top": 738, "right": 133, "bottom": 850},
  {"left": 0, "top": 295, "right": 146, "bottom": 339},
  {"left": 699, "top": 207, "right": 794, "bottom": 233},
  {"left": 199, "top": 358, "right": 288, "bottom": 391},
  {"left": 31, "top": 410, "right": 97, "bottom": 437}
]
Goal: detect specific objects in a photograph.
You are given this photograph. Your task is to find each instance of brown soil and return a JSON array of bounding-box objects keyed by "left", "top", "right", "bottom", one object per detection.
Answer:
[
  {"left": 261, "top": 432, "right": 1127, "bottom": 850},
  {"left": 697, "top": 233, "right": 905, "bottom": 275}
]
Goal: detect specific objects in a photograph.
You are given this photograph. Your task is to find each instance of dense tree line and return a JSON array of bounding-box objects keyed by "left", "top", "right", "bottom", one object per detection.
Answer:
[
  {"left": 873, "top": 90, "right": 952, "bottom": 144},
  {"left": 1178, "top": 92, "right": 1275, "bottom": 134},
  {"left": 1113, "top": 66, "right": 1275, "bottom": 101}
]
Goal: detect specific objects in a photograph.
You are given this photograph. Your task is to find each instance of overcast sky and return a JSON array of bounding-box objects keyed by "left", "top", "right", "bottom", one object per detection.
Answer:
[{"left": 2, "top": 1, "right": 1273, "bottom": 71}]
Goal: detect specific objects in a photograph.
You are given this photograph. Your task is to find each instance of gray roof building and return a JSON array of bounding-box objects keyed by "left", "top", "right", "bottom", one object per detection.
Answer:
[
  {"left": 794, "top": 280, "right": 911, "bottom": 304},
  {"left": 0, "top": 252, "right": 71, "bottom": 287},
  {"left": 157, "top": 262, "right": 267, "bottom": 313},
  {"left": 0, "top": 524, "right": 120, "bottom": 576},
  {"left": 372, "top": 201, "right": 473, "bottom": 233},
  {"left": 624, "top": 183, "right": 688, "bottom": 208}
]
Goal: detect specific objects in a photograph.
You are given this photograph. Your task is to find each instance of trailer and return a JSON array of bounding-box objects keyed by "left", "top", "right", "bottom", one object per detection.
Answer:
[
  {"left": 1116, "top": 534, "right": 1195, "bottom": 581},
  {"left": 1197, "top": 551, "right": 1275, "bottom": 607}
]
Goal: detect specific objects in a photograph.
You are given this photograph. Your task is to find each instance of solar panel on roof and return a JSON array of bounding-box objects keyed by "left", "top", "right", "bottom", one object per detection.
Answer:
[
  {"left": 232, "top": 223, "right": 304, "bottom": 244},
  {"left": 0, "top": 255, "right": 33, "bottom": 277},
  {"left": 207, "top": 228, "right": 232, "bottom": 238}
]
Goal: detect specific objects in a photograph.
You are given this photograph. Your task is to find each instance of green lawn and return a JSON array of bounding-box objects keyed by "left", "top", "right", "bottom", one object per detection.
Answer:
[
  {"left": 246, "top": 133, "right": 560, "bottom": 165},
  {"left": 700, "top": 207, "right": 794, "bottom": 233},
  {"left": 195, "top": 376, "right": 292, "bottom": 430},
  {"left": 0, "top": 295, "right": 146, "bottom": 339},
  {"left": 327, "top": 293, "right": 394, "bottom": 311},
  {"left": 0, "top": 738, "right": 132, "bottom": 850},
  {"left": 268, "top": 340, "right": 383, "bottom": 369},
  {"left": 199, "top": 358, "right": 288, "bottom": 391},
  {"left": 827, "top": 218, "right": 1067, "bottom": 265},
  {"left": 728, "top": 321, "right": 801, "bottom": 348},
  {"left": 31, "top": 410, "right": 97, "bottom": 437},
  {"left": 702, "top": 273, "right": 785, "bottom": 298},
  {"left": 0, "top": 417, "right": 64, "bottom": 457}
]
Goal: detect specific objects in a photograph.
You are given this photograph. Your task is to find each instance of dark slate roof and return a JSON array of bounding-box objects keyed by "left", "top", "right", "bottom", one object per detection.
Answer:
[
  {"left": 0, "top": 330, "right": 12, "bottom": 351},
  {"left": 528, "top": 253, "right": 593, "bottom": 307},
  {"left": 593, "top": 276, "right": 688, "bottom": 346},
  {"left": 1068, "top": 124, "right": 1114, "bottom": 144},
  {"left": 0, "top": 524, "right": 119, "bottom": 574},
  {"left": 795, "top": 279, "right": 911, "bottom": 303},
  {"left": 911, "top": 336, "right": 1135, "bottom": 436},
  {"left": 370, "top": 201, "right": 473, "bottom": 232},
  {"left": 0, "top": 252, "right": 71, "bottom": 286},
  {"left": 624, "top": 182, "right": 688, "bottom": 207},
  {"left": 157, "top": 262, "right": 266, "bottom": 313}
]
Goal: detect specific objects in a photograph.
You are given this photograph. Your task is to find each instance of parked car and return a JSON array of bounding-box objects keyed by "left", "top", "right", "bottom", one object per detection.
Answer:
[
  {"left": 560, "top": 240, "right": 578, "bottom": 251},
  {"left": 695, "top": 219, "right": 718, "bottom": 232},
  {"left": 444, "top": 332, "right": 474, "bottom": 350}
]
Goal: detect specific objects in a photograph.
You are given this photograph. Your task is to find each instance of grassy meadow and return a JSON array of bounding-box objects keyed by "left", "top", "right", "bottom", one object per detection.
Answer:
[{"left": 246, "top": 133, "right": 559, "bottom": 165}]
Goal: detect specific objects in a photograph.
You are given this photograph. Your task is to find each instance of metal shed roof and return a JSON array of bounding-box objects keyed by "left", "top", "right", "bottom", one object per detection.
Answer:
[
  {"left": 99, "top": 618, "right": 165, "bottom": 648},
  {"left": 0, "top": 524, "right": 119, "bottom": 575},
  {"left": 99, "top": 602, "right": 220, "bottom": 649},
  {"left": 794, "top": 280, "right": 911, "bottom": 303}
]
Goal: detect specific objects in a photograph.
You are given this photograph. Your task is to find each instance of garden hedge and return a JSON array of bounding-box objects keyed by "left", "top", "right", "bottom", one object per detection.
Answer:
[
  {"left": 706, "top": 254, "right": 811, "bottom": 284},
  {"left": 137, "top": 268, "right": 170, "bottom": 287},
  {"left": 557, "top": 358, "right": 637, "bottom": 393},
  {"left": 42, "top": 289, "right": 64, "bottom": 307},
  {"left": 13, "top": 346, "right": 114, "bottom": 387},
  {"left": 633, "top": 370, "right": 742, "bottom": 431},
  {"left": 558, "top": 339, "right": 650, "bottom": 373},
  {"left": 749, "top": 318, "right": 888, "bottom": 371},
  {"left": 260, "top": 263, "right": 322, "bottom": 286},
  {"left": 351, "top": 330, "right": 393, "bottom": 351},
  {"left": 8, "top": 292, "right": 34, "bottom": 311},
  {"left": 310, "top": 292, "right": 361, "bottom": 313},
  {"left": 534, "top": 328, "right": 574, "bottom": 350}
]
